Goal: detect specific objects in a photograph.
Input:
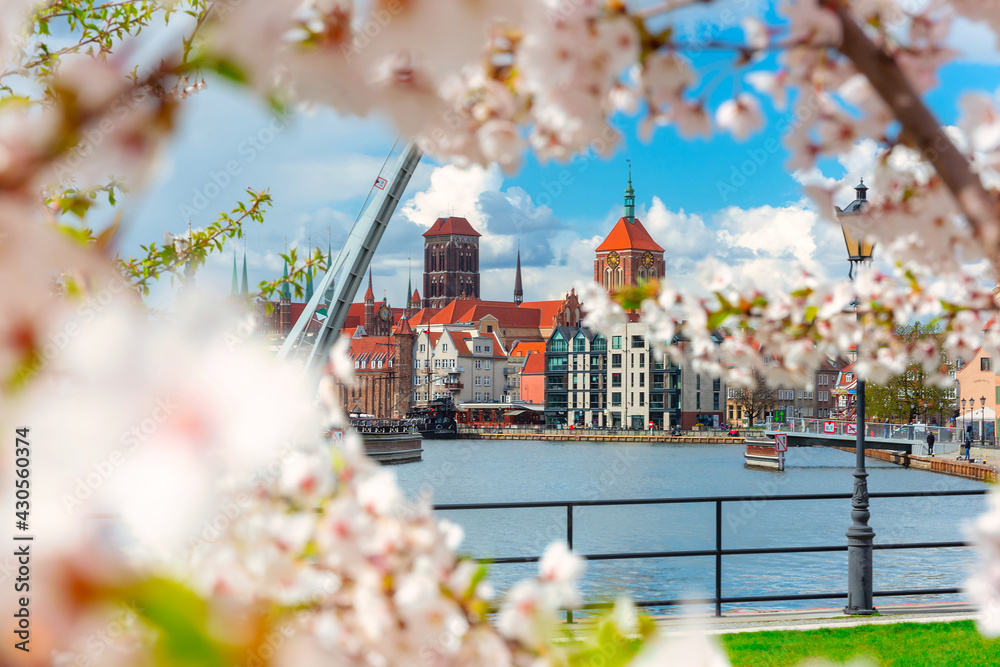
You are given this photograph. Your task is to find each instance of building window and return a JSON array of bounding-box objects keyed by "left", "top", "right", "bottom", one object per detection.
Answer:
[
  {"left": 639, "top": 374, "right": 645, "bottom": 387},
  {"left": 639, "top": 392, "right": 645, "bottom": 406},
  {"left": 484, "top": 377, "right": 491, "bottom": 387},
  {"left": 434, "top": 359, "right": 440, "bottom": 368},
  {"left": 714, "top": 392, "right": 720, "bottom": 410},
  {"left": 612, "top": 336, "right": 622, "bottom": 349},
  {"left": 713, "top": 378, "right": 720, "bottom": 391},
  {"left": 475, "top": 377, "right": 481, "bottom": 386},
  {"left": 475, "top": 359, "right": 482, "bottom": 369},
  {"left": 631, "top": 335, "right": 645, "bottom": 348},
  {"left": 696, "top": 376, "right": 701, "bottom": 390},
  {"left": 639, "top": 353, "right": 645, "bottom": 368},
  {"left": 612, "top": 373, "right": 622, "bottom": 388},
  {"left": 696, "top": 392, "right": 701, "bottom": 410},
  {"left": 612, "top": 392, "right": 622, "bottom": 407},
  {"left": 728, "top": 387, "right": 734, "bottom": 399},
  {"left": 420, "top": 344, "right": 426, "bottom": 352},
  {"left": 983, "top": 358, "right": 993, "bottom": 371},
  {"left": 475, "top": 392, "right": 482, "bottom": 401},
  {"left": 612, "top": 354, "right": 622, "bottom": 368},
  {"left": 486, "top": 325, "right": 493, "bottom": 332},
  {"left": 485, "top": 360, "right": 491, "bottom": 370}
]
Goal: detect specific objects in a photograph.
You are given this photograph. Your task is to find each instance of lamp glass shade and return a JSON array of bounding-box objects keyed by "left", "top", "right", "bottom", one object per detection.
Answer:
[
  {"left": 981, "top": 396, "right": 987, "bottom": 406},
  {"left": 841, "top": 222, "right": 875, "bottom": 261}
]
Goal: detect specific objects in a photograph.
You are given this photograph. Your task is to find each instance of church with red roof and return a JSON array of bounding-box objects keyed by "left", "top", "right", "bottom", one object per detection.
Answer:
[{"left": 594, "top": 170, "right": 666, "bottom": 292}]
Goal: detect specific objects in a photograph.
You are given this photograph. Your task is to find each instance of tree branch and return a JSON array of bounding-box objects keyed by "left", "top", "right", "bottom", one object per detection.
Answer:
[{"left": 827, "top": 1, "right": 1000, "bottom": 263}]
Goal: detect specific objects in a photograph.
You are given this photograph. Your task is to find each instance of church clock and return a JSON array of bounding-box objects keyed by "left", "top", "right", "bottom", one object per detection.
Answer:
[
  {"left": 607, "top": 251, "right": 621, "bottom": 268},
  {"left": 641, "top": 251, "right": 654, "bottom": 269},
  {"left": 379, "top": 304, "right": 392, "bottom": 321}
]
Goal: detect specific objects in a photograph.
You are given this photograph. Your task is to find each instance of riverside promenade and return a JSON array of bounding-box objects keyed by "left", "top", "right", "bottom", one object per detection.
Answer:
[
  {"left": 460, "top": 427, "right": 745, "bottom": 444},
  {"left": 830, "top": 446, "right": 998, "bottom": 483}
]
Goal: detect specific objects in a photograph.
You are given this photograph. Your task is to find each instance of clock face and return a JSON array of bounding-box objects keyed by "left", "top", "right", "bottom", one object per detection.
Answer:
[
  {"left": 379, "top": 305, "right": 392, "bottom": 321},
  {"left": 641, "top": 251, "right": 654, "bottom": 268},
  {"left": 607, "top": 251, "right": 620, "bottom": 268}
]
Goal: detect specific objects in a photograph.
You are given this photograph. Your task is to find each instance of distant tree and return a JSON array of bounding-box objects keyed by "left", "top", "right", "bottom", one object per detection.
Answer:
[
  {"left": 865, "top": 322, "right": 956, "bottom": 424},
  {"left": 731, "top": 371, "right": 777, "bottom": 426}
]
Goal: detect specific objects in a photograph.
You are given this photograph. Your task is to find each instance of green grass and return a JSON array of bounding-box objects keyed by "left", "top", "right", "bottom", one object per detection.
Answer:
[{"left": 723, "top": 621, "right": 1000, "bottom": 666}]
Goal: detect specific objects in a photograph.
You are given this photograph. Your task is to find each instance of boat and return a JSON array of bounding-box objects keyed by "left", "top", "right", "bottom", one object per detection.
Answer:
[
  {"left": 744, "top": 439, "right": 784, "bottom": 470},
  {"left": 331, "top": 417, "right": 424, "bottom": 464},
  {"left": 407, "top": 397, "right": 458, "bottom": 440}
]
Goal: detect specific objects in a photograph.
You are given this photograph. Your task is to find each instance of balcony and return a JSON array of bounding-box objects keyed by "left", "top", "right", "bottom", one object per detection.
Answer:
[{"left": 443, "top": 381, "right": 463, "bottom": 389}]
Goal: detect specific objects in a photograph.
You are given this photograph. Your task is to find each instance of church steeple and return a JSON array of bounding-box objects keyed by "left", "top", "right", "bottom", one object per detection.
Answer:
[
  {"left": 240, "top": 244, "right": 249, "bottom": 297},
  {"left": 364, "top": 269, "right": 375, "bottom": 333},
  {"left": 624, "top": 160, "right": 635, "bottom": 223},
  {"left": 281, "top": 258, "right": 291, "bottom": 301},
  {"left": 513, "top": 246, "right": 523, "bottom": 306},
  {"left": 231, "top": 248, "right": 239, "bottom": 296},
  {"left": 305, "top": 238, "right": 314, "bottom": 303}
]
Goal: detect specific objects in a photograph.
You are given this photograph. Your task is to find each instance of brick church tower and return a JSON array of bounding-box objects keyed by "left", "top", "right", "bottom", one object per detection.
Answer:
[
  {"left": 422, "top": 216, "right": 481, "bottom": 309},
  {"left": 594, "top": 168, "right": 665, "bottom": 292}
]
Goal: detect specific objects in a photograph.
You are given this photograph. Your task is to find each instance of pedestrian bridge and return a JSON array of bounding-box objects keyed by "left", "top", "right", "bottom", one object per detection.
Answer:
[{"left": 764, "top": 419, "right": 965, "bottom": 456}]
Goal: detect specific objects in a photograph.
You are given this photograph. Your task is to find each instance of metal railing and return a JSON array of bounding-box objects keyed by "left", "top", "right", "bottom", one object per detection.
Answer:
[{"left": 434, "top": 489, "right": 988, "bottom": 619}]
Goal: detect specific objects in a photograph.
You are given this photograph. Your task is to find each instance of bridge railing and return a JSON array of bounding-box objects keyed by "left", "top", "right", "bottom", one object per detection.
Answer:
[
  {"left": 435, "top": 489, "right": 988, "bottom": 620},
  {"left": 765, "top": 418, "right": 975, "bottom": 452}
]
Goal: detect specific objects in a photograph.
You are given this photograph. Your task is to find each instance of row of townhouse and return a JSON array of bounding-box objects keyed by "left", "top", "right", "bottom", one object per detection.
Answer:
[{"left": 536, "top": 323, "right": 726, "bottom": 429}]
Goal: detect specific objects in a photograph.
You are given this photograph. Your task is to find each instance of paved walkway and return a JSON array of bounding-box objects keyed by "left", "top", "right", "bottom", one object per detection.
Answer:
[{"left": 651, "top": 601, "right": 979, "bottom": 636}]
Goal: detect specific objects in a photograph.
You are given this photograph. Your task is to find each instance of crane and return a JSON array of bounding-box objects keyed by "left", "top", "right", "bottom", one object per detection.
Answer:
[{"left": 277, "top": 139, "right": 423, "bottom": 372}]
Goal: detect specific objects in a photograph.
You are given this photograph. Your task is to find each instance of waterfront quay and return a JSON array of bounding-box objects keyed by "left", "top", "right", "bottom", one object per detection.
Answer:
[
  {"left": 398, "top": 440, "right": 991, "bottom": 617},
  {"left": 459, "top": 427, "right": 745, "bottom": 444}
]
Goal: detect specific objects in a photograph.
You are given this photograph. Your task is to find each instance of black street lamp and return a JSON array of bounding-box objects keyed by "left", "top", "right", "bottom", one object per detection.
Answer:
[
  {"left": 981, "top": 396, "right": 987, "bottom": 447},
  {"left": 962, "top": 397, "right": 968, "bottom": 437},
  {"left": 838, "top": 180, "right": 876, "bottom": 615}
]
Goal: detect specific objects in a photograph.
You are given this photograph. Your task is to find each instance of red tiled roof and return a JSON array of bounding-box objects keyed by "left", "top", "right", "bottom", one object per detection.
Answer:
[
  {"left": 424, "top": 298, "right": 542, "bottom": 330},
  {"left": 595, "top": 217, "right": 664, "bottom": 252},
  {"left": 422, "top": 216, "right": 481, "bottom": 238},
  {"left": 510, "top": 341, "right": 546, "bottom": 357},
  {"left": 518, "top": 300, "right": 563, "bottom": 325},
  {"left": 522, "top": 351, "right": 546, "bottom": 374},
  {"left": 411, "top": 289, "right": 420, "bottom": 303},
  {"left": 409, "top": 307, "right": 440, "bottom": 326},
  {"left": 347, "top": 336, "right": 395, "bottom": 370}
]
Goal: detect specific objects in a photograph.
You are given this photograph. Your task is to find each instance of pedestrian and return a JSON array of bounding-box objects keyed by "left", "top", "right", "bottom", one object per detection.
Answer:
[
  {"left": 926, "top": 430, "right": 935, "bottom": 457},
  {"left": 965, "top": 430, "right": 973, "bottom": 461}
]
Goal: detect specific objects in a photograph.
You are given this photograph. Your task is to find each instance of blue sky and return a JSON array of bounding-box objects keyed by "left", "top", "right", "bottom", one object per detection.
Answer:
[{"left": 113, "top": 2, "right": 1000, "bottom": 309}]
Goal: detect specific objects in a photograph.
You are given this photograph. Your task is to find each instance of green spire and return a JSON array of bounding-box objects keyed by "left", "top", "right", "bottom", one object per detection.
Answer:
[
  {"left": 240, "top": 247, "right": 249, "bottom": 296},
  {"left": 624, "top": 159, "right": 635, "bottom": 223},
  {"left": 281, "top": 259, "right": 291, "bottom": 301},
  {"left": 305, "top": 260, "right": 315, "bottom": 303},
  {"left": 231, "top": 248, "right": 239, "bottom": 295}
]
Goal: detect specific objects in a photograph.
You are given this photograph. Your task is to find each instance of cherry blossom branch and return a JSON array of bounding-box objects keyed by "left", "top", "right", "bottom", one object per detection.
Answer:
[{"left": 827, "top": 1, "right": 1000, "bottom": 264}]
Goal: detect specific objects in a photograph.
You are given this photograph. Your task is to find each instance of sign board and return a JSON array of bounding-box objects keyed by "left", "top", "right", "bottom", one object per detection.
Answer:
[
  {"left": 846, "top": 423, "right": 857, "bottom": 436},
  {"left": 330, "top": 429, "right": 344, "bottom": 445},
  {"left": 775, "top": 409, "right": 786, "bottom": 423},
  {"left": 374, "top": 176, "right": 388, "bottom": 190},
  {"left": 823, "top": 421, "right": 836, "bottom": 434},
  {"left": 713, "top": 415, "right": 720, "bottom": 428},
  {"left": 775, "top": 433, "right": 788, "bottom": 452}
]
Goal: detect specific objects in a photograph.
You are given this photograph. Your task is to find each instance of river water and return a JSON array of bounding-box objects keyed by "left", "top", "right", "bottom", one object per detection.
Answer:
[{"left": 394, "top": 439, "right": 991, "bottom": 614}]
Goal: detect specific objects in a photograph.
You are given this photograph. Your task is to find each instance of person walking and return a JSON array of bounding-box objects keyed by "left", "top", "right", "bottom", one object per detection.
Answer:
[
  {"left": 926, "top": 430, "right": 935, "bottom": 457},
  {"left": 964, "top": 426, "right": 973, "bottom": 461}
]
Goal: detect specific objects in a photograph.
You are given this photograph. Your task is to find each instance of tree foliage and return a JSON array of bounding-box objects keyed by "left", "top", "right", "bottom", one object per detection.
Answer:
[{"left": 864, "top": 322, "right": 956, "bottom": 423}]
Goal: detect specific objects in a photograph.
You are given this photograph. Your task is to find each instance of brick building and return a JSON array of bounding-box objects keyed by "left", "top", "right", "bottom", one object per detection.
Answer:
[
  {"left": 594, "top": 172, "right": 666, "bottom": 291},
  {"left": 338, "top": 317, "right": 416, "bottom": 418},
  {"left": 423, "top": 216, "right": 481, "bottom": 308}
]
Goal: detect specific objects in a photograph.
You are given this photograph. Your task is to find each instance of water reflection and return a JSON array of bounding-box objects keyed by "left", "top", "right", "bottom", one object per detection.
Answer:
[{"left": 395, "top": 441, "right": 989, "bottom": 612}]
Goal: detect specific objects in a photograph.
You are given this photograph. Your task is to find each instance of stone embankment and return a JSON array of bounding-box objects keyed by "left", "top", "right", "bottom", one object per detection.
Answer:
[
  {"left": 831, "top": 446, "right": 997, "bottom": 483},
  {"left": 465, "top": 431, "right": 744, "bottom": 444}
]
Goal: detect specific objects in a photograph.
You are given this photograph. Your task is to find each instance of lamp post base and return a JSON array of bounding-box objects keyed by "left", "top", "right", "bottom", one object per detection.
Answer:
[{"left": 844, "top": 467, "right": 876, "bottom": 615}]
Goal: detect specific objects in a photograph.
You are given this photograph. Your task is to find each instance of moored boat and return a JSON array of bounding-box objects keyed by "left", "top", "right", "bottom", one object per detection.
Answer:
[{"left": 744, "top": 441, "right": 784, "bottom": 470}]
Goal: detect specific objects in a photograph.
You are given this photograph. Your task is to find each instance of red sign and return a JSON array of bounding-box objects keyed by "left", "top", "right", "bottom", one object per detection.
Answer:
[
  {"left": 846, "top": 423, "right": 857, "bottom": 436},
  {"left": 823, "top": 421, "right": 836, "bottom": 434},
  {"left": 775, "top": 433, "right": 788, "bottom": 452},
  {"left": 374, "top": 176, "right": 388, "bottom": 190}
]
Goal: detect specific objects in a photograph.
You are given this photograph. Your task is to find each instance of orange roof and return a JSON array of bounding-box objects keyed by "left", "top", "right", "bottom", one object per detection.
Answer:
[
  {"left": 424, "top": 298, "right": 542, "bottom": 330},
  {"left": 595, "top": 217, "right": 664, "bottom": 252},
  {"left": 522, "top": 350, "right": 546, "bottom": 374},
  {"left": 422, "top": 216, "right": 481, "bottom": 238},
  {"left": 455, "top": 331, "right": 507, "bottom": 357},
  {"left": 510, "top": 341, "right": 546, "bottom": 357},
  {"left": 519, "top": 300, "right": 563, "bottom": 325},
  {"left": 347, "top": 336, "right": 394, "bottom": 370},
  {"left": 408, "top": 307, "right": 440, "bottom": 326}
]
